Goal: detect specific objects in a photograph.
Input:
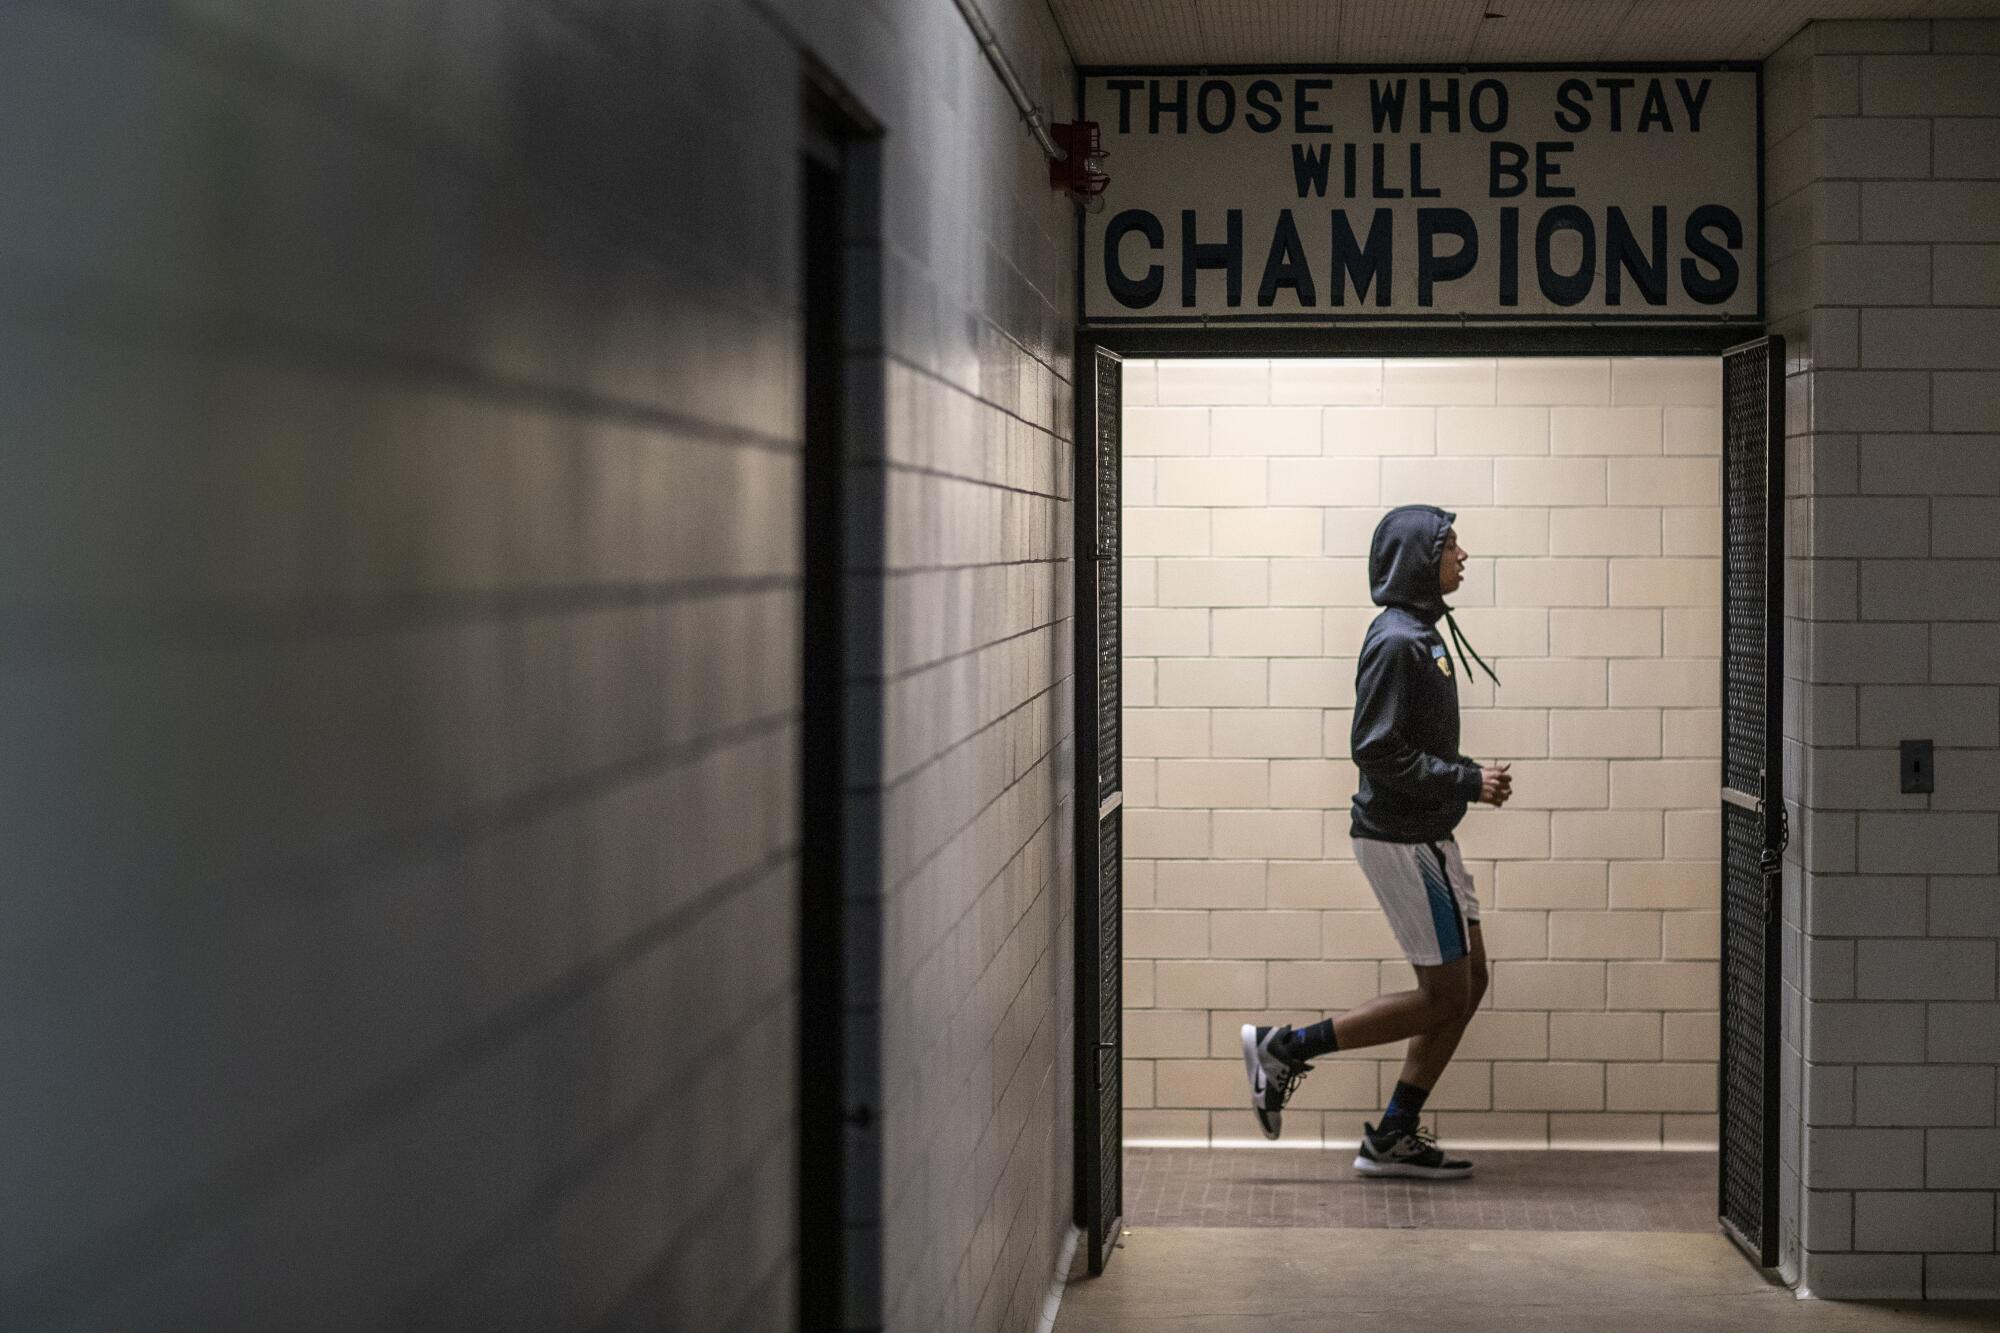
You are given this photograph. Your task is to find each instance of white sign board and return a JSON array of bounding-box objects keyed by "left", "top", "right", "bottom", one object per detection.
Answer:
[{"left": 1082, "top": 69, "right": 1760, "bottom": 325}]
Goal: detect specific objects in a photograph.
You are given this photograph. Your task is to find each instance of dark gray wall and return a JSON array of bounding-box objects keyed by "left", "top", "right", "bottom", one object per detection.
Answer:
[{"left": 0, "top": 1, "right": 1077, "bottom": 1328}]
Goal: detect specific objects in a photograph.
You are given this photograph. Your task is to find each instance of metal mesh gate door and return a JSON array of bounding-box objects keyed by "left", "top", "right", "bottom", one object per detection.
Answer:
[
  {"left": 1718, "top": 336, "right": 1786, "bottom": 1268},
  {"left": 1074, "top": 344, "right": 1123, "bottom": 1275}
]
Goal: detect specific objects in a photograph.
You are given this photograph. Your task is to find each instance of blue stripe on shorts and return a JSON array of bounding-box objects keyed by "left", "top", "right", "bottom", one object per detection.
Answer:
[{"left": 1419, "top": 846, "right": 1467, "bottom": 964}]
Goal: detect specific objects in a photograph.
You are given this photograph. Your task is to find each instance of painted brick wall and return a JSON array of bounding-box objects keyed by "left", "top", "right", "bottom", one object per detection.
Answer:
[
  {"left": 1766, "top": 17, "right": 1819, "bottom": 1289},
  {"left": 0, "top": 2, "right": 1076, "bottom": 1330},
  {"left": 1120, "top": 356, "right": 1723, "bottom": 1151},
  {"left": 859, "top": 1, "right": 1080, "bottom": 1327},
  {"left": 1768, "top": 17, "right": 2000, "bottom": 1302}
]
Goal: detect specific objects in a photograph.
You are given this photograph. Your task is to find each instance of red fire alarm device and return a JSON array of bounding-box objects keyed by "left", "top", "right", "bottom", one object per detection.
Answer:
[{"left": 1049, "top": 121, "right": 1110, "bottom": 209}]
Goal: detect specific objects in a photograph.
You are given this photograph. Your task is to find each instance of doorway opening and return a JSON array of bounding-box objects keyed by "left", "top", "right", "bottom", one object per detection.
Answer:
[
  {"left": 1073, "top": 344, "right": 1786, "bottom": 1275},
  {"left": 798, "top": 74, "right": 884, "bottom": 1332}
]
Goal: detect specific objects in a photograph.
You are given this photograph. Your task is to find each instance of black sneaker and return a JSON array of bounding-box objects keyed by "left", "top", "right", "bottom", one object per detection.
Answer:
[
  {"left": 1239, "top": 1024, "right": 1312, "bottom": 1140},
  {"left": 1353, "top": 1122, "right": 1473, "bottom": 1179}
]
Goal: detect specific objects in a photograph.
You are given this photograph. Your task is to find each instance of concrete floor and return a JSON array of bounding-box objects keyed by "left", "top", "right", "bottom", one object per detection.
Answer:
[{"left": 1053, "top": 1228, "right": 2000, "bottom": 1331}]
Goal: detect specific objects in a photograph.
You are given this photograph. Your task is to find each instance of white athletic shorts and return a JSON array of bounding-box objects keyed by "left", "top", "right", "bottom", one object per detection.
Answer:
[{"left": 1352, "top": 836, "right": 1482, "bottom": 967}]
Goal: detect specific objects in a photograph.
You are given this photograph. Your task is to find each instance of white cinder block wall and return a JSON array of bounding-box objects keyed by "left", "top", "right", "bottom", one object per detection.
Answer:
[
  {"left": 1120, "top": 356, "right": 1723, "bottom": 1150},
  {"left": 1767, "top": 18, "right": 2000, "bottom": 1301}
]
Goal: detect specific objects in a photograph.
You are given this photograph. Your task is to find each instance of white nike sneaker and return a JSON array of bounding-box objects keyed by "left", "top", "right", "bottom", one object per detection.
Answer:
[
  {"left": 1353, "top": 1122, "right": 1474, "bottom": 1179},
  {"left": 1239, "top": 1024, "right": 1312, "bottom": 1140}
]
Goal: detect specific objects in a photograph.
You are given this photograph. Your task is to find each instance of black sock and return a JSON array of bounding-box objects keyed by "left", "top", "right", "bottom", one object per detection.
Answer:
[
  {"left": 1381, "top": 1079, "right": 1430, "bottom": 1133},
  {"left": 1280, "top": 1019, "right": 1338, "bottom": 1063}
]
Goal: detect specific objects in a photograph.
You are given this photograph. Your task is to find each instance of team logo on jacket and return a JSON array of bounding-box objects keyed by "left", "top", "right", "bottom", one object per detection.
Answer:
[{"left": 1431, "top": 643, "right": 1452, "bottom": 677}]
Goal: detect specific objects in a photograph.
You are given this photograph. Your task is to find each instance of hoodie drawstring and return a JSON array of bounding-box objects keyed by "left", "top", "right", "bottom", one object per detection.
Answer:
[{"left": 1443, "top": 610, "right": 1500, "bottom": 687}]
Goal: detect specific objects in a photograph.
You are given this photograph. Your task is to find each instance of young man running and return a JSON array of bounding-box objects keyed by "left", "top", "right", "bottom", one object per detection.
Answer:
[{"left": 1240, "top": 504, "right": 1510, "bottom": 1179}]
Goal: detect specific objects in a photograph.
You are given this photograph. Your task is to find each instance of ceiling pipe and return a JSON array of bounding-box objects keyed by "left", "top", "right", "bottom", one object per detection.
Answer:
[{"left": 950, "top": 0, "right": 1066, "bottom": 161}]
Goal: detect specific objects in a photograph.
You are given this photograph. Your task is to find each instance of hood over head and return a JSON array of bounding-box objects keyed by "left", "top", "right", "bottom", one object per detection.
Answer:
[{"left": 1368, "top": 504, "right": 1453, "bottom": 621}]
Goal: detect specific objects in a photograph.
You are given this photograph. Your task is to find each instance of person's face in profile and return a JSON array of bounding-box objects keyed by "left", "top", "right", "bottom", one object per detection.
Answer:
[{"left": 1440, "top": 527, "right": 1468, "bottom": 595}]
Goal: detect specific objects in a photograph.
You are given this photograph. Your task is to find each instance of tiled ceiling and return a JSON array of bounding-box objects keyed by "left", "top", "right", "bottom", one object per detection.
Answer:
[{"left": 1049, "top": 0, "right": 2000, "bottom": 65}]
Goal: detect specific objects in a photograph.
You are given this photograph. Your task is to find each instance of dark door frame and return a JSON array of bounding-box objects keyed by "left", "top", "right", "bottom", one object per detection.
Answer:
[
  {"left": 799, "top": 68, "right": 886, "bottom": 1333},
  {"left": 1068, "top": 321, "right": 1783, "bottom": 1279}
]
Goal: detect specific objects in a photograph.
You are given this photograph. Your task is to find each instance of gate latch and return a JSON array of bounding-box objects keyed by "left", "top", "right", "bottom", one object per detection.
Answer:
[
  {"left": 1759, "top": 803, "right": 1790, "bottom": 876},
  {"left": 1759, "top": 805, "right": 1789, "bottom": 924}
]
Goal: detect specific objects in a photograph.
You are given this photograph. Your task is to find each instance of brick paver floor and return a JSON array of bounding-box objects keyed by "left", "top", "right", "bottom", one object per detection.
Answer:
[{"left": 1123, "top": 1148, "right": 1716, "bottom": 1232}]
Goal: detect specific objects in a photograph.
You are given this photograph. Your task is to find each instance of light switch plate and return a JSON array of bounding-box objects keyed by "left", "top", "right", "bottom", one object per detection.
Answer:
[{"left": 1900, "top": 739, "right": 1934, "bottom": 795}]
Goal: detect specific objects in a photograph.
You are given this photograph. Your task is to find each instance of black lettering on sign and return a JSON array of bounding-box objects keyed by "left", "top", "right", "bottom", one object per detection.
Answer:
[
  {"left": 1677, "top": 78, "right": 1711, "bottom": 132},
  {"left": 1091, "top": 72, "right": 1747, "bottom": 316},
  {"left": 1371, "top": 142, "right": 1403, "bottom": 199},
  {"left": 1105, "top": 209, "right": 1164, "bottom": 308},
  {"left": 1106, "top": 79, "right": 1144, "bottom": 135},
  {"left": 1411, "top": 143, "right": 1440, "bottom": 198},
  {"left": 1369, "top": 79, "right": 1407, "bottom": 133},
  {"left": 1245, "top": 79, "right": 1283, "bottom": 133},
  {"left": 1607, "top": 205, "right": 1668, "bottom": 305},
  {"left": 1420, "top": 77, "right": 1460, "bottom": 133},
  {"left": 1536, "top": 141, "right": 1576, "bottom": 197},
  {"left": 1293, "top": 142, "right": 1333, "bottom": 198},
  {"left": 1554, "top": 78, "right": 1590, "bottom": 132},
  {"left": 1259, "top": 209, "right": 1316, "bottom": 306},
  {"left": 1537, "top": 205, "right": 1595, "bottom": 306},
  {"left": 1490, "top": 141, "right": 1528, "bottom": 197},
  {"left": 1296, "top": 78, "right": 1333, "bottom": 133},
  {"left": 1638, "top": 80, "right": 1672, "bottom": 132},
  {"left": 1182, "top": 208, "right": 1244, "bottom": 306},
  {"left": 1595, "top": 77, "right": 1635, "bottom": 130},
  {"left": 1417, "top": 208, "right": 1478, "bottom": 306},
  {"left": 1683, "top": 203, "right": 1742, "bottom": 304},
  {"left": 1197, "top": 79, "right": 1235, "bottom": 133},
  {"left": 1332, "top": 210, "right": 1393, "bottom": 306},
  {"left": 1470, "top": 79, "right": 1508, "bottom": 132}
]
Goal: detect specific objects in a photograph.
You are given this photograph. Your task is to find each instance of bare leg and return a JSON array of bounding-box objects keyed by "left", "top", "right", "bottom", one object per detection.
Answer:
[
  {"left": 1330, "top": 950, "right": 1474, "bottom": 1052},
  {"left": 1401, "top": 924, "right": 1489, "bottom": 1090}
]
